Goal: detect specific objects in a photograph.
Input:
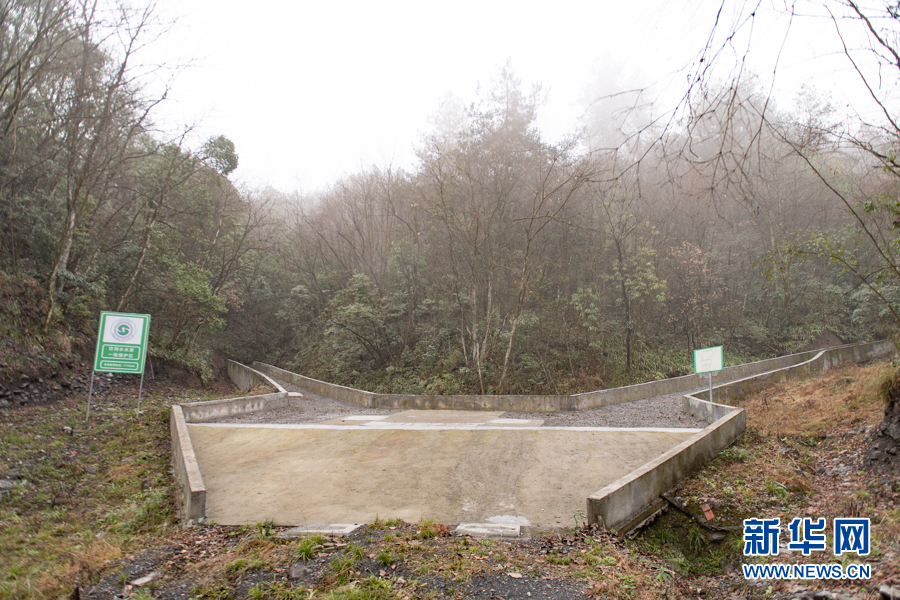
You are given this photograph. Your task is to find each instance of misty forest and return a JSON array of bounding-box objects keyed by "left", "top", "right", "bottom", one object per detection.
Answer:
[{"left": 3, "top": 0, "right": 900, "bottom": 397}]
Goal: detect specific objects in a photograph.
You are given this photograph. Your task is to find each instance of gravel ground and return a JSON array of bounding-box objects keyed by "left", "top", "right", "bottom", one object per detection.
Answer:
[
  {"left": 216, "top": 377, "right": 710, "bottom": 429},
  {"left": 216, "top": 378, "right": 402, "bottom": 424},
  {"left": 501, "top": 389, "right": 709, "bottom": 428}
]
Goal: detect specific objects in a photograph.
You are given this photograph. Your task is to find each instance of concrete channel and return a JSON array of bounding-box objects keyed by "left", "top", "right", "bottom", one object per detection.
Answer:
[{"left": 170, "top": 341, "right": 892, "bottom": 531}]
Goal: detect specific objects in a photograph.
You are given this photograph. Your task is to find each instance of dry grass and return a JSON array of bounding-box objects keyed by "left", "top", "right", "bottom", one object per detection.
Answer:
[
  {"left": 183, "top": 537, "right": 292, "bottom": 590},
  {"left": 666, "top": 358, "right": 900, "bottom": 599},
  {"left": 107, "top": 464, "right": 137, "bottom": 481},
  {"left": 67, "top": 538, "right": 124, "bottom": 589},
  {"left": 737, "top": 361, "right": 892, "bottom": 437}
]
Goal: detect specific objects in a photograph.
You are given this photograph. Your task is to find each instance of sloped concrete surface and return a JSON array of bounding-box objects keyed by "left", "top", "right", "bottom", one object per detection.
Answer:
[{"left": 188, "top": 421, "right": 694, "bottom": 527}]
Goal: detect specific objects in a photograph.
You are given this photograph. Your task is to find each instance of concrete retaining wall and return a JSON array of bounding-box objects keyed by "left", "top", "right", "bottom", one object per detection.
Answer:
[
  {"left": 372, "top": 393, "right": 573, "bottom": 412},
  {"left": 586, "top": 340, "right": 894, "bottom": 532},
  {"left": 587, "top": 406, "right": 746, "bottom": 531},
  {"left": 252, "top": 362, "right": 375, "bottom": 406},
  {"left": 170, "top": 405, "right": 206, "bottom": 520},
  {"left": 171, "top": 341, "right": 891, "bottom": 525},
  {"left": 180, "top": 392, "right": 289, "bottom": 423},
  {"left": 683, "top": 394, "right": 737, "bottom": 424},
  {"left": 711, "top": 341, "right": 894, "bottom": 405},
  {"left": 227, "top": 359, "right": 286, "bottom": 393},
  {"left": 254, "top": 341, "right": 892, "bottom": 412},
  {"left": 251, "top": 362, "right": 584, "bottom": 411},
  {"left": 572, "top": 347, "right": 852, "bottom": 408}
]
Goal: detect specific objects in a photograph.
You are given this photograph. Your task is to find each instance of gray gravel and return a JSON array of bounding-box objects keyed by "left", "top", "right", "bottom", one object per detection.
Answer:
[
  {"left": 216, "top": 377, "right": 710, "bottom": 429},
  {"left": 501, "top": 389, "right": 708, "bottom": 428},
  {"left": 216, "top": 379, "right": 401, "bottom": 424}
]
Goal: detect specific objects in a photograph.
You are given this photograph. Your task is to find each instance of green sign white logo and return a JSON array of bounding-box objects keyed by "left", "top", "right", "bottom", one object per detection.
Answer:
[{"left": 93, "top": 312, "right": 151, "bottom": 374}]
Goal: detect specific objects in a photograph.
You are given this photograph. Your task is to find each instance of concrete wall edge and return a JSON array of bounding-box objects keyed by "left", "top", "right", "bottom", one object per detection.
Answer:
[
  {"left": 170, "top": 405, "right": 206, "bottom": 521},
  {"left": 252, "top": 341, "right": 891, "bottom": 412},
  {"left": 175, "top": 341, "right": 890, "bottom": 526},
  {"left": 226, "top": 359, "right": 286, "bottom": 394},
  {"left": 585, "top": 339, "right": 893, "bottom": 532}
]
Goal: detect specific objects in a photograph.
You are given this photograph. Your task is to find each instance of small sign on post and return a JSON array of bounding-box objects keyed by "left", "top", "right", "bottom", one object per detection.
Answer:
[
  {"left": 693, "top": 345, "right": 723, "bottom": 403},
  {"left": 87, "top": 312, "right": 151, "bottom": 421}
]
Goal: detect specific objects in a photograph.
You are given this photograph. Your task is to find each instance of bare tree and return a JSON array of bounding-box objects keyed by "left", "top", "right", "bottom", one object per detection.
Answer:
[
  {"left": 497, "top": 139, "right": 591, "bottom": 392},
  {"left": 44, "top": 0, "right": 166, "bottom": 329}
]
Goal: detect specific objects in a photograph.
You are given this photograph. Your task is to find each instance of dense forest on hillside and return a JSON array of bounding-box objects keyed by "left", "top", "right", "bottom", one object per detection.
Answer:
[{"left": 2, "top": 0, "right": 900, "bottom": 395}]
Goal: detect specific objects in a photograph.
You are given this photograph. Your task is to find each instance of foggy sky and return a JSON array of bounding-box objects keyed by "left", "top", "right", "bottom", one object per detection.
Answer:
[{"left": 138, "top": 0, "right": 886, "bottom": 194}]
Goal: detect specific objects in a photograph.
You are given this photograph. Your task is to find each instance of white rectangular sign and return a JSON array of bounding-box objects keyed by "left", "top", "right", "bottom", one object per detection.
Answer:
[{"left": 694, "top": 345, "right": 723, "bottom": 374}]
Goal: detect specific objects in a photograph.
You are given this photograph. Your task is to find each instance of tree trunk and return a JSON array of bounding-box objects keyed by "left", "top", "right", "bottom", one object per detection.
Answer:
[
  {"left": 866, "top": 368, "right": 900, "bottom": 474},
  {"left": 43, "top": 183, "right": 78, "bottom": 330},
  {"left": 116, "top": 204, "right": 160, "bottom": 311},
  {"left": 622, "top": 276, "right": 633, "bottom": 373},
  {"left": 498, "top": 239, "right": 533, "bottom": 393},
  {"left": 613, "top": 238, "right": 633, "bottom": 373}
]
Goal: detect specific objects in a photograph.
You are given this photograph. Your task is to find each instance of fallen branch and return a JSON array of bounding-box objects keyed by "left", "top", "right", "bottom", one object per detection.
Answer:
[{"left": 661, "top": 493, "right": 742, "bottom": 532}]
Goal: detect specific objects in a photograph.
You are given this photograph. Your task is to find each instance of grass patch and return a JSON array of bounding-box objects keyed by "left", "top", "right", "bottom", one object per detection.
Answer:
[
  {"left": 323, "top": 549, "right": 363, "bottom": 587},
  {"left": 738, "top": 361, "right": 892, "bottom": 437},
  {"left": 0, "top": 401, "right": 180, "bottom": 598},
  {"left": 255, "top": 519, "right": 277, "bottom": 539},
  {"left": 547, "top": 553, "right": 573, "bottom": 565},
  {"left": 371, "top": 516, "right": 402, "bottom": 529},
  {"left": 294, "top": 534, "right": 325, "bottom": 560},
  {"left": 246, "top": 580, "right": 308, "bottom": 600},
  {"left": 322, "top": 576, "right": 394, "bottom": 600},
  {"left": 0, "top": 378, "right": 242, "bottom": 600},
  {"left": 190, "top": 581, "right": 233, "bottom": 599},
  {"left": 416, "top": 518, "right": 450, "bottom": 540},
  {"left": 720, "top": 446, "right": 751, "bottom": 462}
]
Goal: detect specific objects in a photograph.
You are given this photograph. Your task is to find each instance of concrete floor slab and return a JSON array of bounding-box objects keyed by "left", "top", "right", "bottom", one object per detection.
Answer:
[
  {"left": 318, "top": 410, "right": 544, "bottom": 428},
  {"left": 380, "top": 410, "right": 504, "bottom": 424},
  {"left": 320, "top": 415, "right": 389, "bottom": 425},
  {"left": 188, "top": 423, "right": 694, "bottom": 527},
  {"left": 275, "top": 524, "right": 362, "bottom": 538},
  {"left": 488, "top": 418, "right": 544, "bottom": 427},
  {"left": 456, "top": 523, "right": 522, "bottom": 538}
]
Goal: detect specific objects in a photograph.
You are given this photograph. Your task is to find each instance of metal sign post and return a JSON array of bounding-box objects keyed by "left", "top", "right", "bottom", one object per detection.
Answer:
[
  {"left": 136, "top": 342, "right": 147, "bottom": 415},
  {"left": 87, "top": 312, "right": 151, "bottom": 421},
  {"left": 694, "top": 345, "right": 724, "bottom": 403}
]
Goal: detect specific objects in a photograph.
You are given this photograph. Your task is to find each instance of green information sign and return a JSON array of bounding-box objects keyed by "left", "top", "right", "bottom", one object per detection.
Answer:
[{"left": 92, "top": 312, "right": 151, "bottom": 374}]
